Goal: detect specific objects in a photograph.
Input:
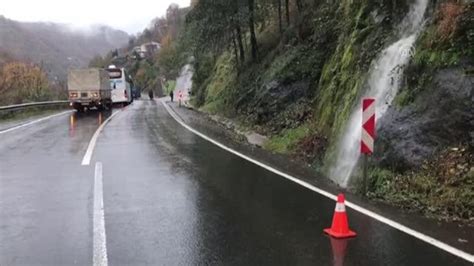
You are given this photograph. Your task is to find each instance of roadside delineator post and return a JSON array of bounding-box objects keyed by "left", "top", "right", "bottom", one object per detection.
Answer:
[
  {"left": 178, "top": 90, "right": 183, "bottom": 107},
  {"left": 324, "top": 193, "right": 357, "bottom": 238},
  {"left": 361, "top": 98, "right": 375, "bottom": 195}
]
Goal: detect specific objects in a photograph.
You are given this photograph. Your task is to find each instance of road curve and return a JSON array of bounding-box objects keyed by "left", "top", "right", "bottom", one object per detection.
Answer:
[{"left": 0, "top": 100, "right": 471, "bottom": 265}]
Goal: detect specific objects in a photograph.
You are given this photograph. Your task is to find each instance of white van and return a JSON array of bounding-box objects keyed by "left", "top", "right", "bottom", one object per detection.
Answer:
[{"left": 106, "top": 65, "right": 133, "bottom": 105}]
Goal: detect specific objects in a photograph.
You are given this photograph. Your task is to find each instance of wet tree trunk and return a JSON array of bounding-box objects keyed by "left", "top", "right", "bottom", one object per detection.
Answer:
[
  {"left": 296, "top": 0, "right": 303, "bottom": 12},
  {"left": 232, "top": 0, "right": 245, "bottom": 63},
  {"left": 285, "top": 0, "right": 290, "bottom": 26},
  {"left": 235, "top": 26, "right": 245, "bottom": 62},
  {"left": 277, "top": 0, "right": 283, "bottom": 34},
  {"left": 231, "top": 30, "right": 239, "bottom": 66},
  {"left": 248, "top": 0, "right": 258, "bottom": 60},
  {"left": 295, "top": 0, "right": 304, "bottom": 39}
]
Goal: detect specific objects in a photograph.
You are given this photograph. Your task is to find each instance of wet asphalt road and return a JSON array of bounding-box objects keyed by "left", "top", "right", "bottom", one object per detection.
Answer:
[{"left": 0, "top": 100, "right": 471, "bottom": 265}]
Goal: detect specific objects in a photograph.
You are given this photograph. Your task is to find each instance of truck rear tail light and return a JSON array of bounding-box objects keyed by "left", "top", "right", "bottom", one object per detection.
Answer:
[{"left": 69, "top": 92, "right": 78, "bottom": 98}]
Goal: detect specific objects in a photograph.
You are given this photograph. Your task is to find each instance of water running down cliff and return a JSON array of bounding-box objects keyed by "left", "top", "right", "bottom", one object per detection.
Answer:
[{"left": 330, "top": 0, "right": 429, "bottom": 187}]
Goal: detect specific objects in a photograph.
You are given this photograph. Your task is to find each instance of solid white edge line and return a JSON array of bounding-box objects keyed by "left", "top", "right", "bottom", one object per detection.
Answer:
[
  {"left": 93, "top": 162, "right": 108, "bottom": 266},
  {"left": 0, "top": 110, "right": 72, "bottom": 135},
  {"left": 81, "top": 111, "right": 121, "bottom": 166},
  {"left": 160, "top": 99, "right": 474, "bottom": 263}
]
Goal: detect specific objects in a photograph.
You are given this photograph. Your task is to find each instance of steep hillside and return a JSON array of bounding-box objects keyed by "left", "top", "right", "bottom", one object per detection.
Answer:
[
  {"left": 163, "top": 0, "right": 473, "bottom": 223},
  {"left": 88, "top": 4, "right": 190, "bottom": 96},
  {"left": 0, "top": 51, "right": 14, "bottom": 66},
  {"left": 0, "top": 16, "right": 128, "bottom": 80}
]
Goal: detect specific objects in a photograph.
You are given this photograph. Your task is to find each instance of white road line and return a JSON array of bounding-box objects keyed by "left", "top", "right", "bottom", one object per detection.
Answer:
[
  {"left": 0, "top": 110, "right": 72, "bottom": 135},
  {"left": 161, "top": 99, "right": 474, "bottom": 263},
  {"left": 81, "top": 111, "right": 121, "bottom": 166},
  {"left": 94, "top": 162, "right": 108, "bottom": 266}
]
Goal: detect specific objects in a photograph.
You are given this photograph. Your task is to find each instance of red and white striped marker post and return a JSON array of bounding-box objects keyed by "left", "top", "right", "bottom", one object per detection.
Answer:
[
  {"left": 361, "top": 98, "right": 375, "bottom": 154},
  {"left": 361, "top": 98, "right": 375, "bottom": 194}
]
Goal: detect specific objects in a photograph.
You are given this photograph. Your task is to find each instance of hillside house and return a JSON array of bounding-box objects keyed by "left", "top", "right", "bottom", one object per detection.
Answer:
[{"left": 132, "top": 42, "right": 161, "bottom": 59}]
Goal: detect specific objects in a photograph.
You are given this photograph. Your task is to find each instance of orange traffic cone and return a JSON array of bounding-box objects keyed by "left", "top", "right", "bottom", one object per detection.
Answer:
[{"left": 324, "top": 193, "right": 357, "bottom": 238}]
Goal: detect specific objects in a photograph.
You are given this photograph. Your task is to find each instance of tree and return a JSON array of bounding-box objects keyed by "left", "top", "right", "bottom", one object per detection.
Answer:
[
  {"left": 166, "top": 4, "right": 181, "bottom": 40},
  {"left": 128, "top": 36, "right": 137, "bottom": 50},
  {"left": 89, "top": 55, "right": 106, "bottom": 68},
  {"left": 277, "top": 0, "right": 283, "bottom": 34},
  {"left": 0, "top": 62, "right": 51, "bottom": 104},
  {"left": 156, "top": 41, "right": 181, "bottom": 79},
  {"left": 248, "top": 0, "right": 258, "bottom": 60},
  {"left": 235, "top": 26, "right": 245, "bottom": 62},
  {"left": 231, "top": 30, "right": 240, "bottom": 65},
  {"left": 231, "top": 0, "right": 246, "bottom": 63},
  {"left": 295, "top": 0, "right": 303, "bottom": 13}
]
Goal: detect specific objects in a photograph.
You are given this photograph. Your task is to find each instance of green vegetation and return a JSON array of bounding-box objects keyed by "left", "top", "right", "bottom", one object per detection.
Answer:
[
  {"left": 368, "top": 146, "right": 473, "bottom": 223},
  {"left": 129, "top": 5, "right": 190, "bottom": 92},
  {"left": 0, "top": 62, "right": 60, "bottom": 105},
  {"left": 416, "top": 1, "right": 471, "bottom": 66},
  {"left": 264, "top": 124, "right": 312, "bottom": 153},
  {"left": 89, "top": 4, "right": 190, "bottom": 95},
  {"left": 185, "top": 0, "right": 408, "bottom": 138},
  {"left": 199, "top": 53, "right": 237, "bottom": 115},
  {"left": 164, "top": 80, "right": 176, "bottom": 95},
  {"left": 396, "top": 1, "right": 472, "bottom": 107},
  {"left": 315, "top": 2, "right": 382, "bottom": 138},
  {"left": 94, "top": 0, "right": 472, "bottom": 222},
  {"left": 172, "top": 0, "right": 472, "bottom": 222}
]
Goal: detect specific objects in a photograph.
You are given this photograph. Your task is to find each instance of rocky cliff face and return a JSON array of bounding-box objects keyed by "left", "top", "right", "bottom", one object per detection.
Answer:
[
  {"left": 377, "top": 66, "right": 473, "bottom": 170},
  {"left": 189, "top": 0, "right": 472, "bottom": 221},
  {"left": 375, "top": 1, "right": 473, "bottom": 170}
]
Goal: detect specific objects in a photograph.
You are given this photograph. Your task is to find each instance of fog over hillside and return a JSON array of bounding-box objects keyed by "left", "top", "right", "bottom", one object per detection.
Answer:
[{"left": 0, "top": 15, "right": 129, "bottom": 80}]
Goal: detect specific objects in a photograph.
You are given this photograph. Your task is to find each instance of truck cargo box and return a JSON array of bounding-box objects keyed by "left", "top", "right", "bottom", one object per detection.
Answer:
[
  {"left": 68, "top": 68, "right": 110, "bottom": 92},
  {"left": 67, "top": 68, "right": 112, "bottom": 111}
]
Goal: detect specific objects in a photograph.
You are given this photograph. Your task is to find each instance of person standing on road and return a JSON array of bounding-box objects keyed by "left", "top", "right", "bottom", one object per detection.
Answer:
[
  {"left": 148, "top": 89, "right": 154, "bottom": 100},
  {"left": 169, "top": 90, "right": 174, "bottom": 102}
]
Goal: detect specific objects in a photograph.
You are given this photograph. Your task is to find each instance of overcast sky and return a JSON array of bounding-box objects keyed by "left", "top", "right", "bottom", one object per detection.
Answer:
[{"left": 1, "top": 0, "right": 190, "bottom": 34}]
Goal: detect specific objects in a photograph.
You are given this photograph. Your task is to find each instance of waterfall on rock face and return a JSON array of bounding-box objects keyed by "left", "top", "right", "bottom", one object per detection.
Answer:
[
  {"left": 330, "top": 0, "right": 429, "bottom": 187},
  {"left": 175, "top": 64, "right": 193, "bottom": 96}
]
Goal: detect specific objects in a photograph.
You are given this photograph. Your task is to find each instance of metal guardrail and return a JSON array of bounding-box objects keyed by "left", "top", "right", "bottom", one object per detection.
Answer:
[{"left": 0, "top": 100, "right": 69, "bottom": 111}]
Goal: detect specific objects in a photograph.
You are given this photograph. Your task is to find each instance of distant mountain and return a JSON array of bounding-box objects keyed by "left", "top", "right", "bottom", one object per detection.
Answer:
[{"left": 0, "top": 16, "right": 129, "bottom": 80}]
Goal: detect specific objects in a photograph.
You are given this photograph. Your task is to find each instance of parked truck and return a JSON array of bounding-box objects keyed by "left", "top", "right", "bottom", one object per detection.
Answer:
[{"left": 67, "top": 68, "right": 112, "bottom": 112}]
